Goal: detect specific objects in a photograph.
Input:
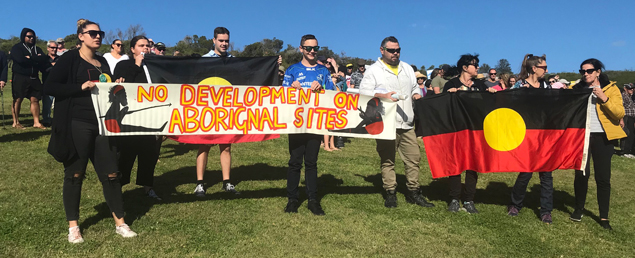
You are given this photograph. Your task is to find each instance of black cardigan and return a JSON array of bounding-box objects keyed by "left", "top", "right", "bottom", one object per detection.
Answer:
[
  {"left": 44, "top": 49, "right": 111, "bottom": 162},
  {"left": 113, "top": 59, "right": 147, "bottom": 83}
]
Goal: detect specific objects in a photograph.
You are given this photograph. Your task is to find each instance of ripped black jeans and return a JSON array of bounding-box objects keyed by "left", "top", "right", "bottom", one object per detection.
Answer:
[{"left": 63, "top": 120, "right": 124, "bottom": 221}]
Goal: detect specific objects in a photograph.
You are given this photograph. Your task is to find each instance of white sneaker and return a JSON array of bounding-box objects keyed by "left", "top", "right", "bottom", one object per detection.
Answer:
[
  {"left": 624, "top": 154, "right": 635, "bottom": 159},
  {"left": 115, "top": 224, "right": 137, "bottom": 238},
  {"left": 68, "top": 226, "right": 84, "bottom": 244}
]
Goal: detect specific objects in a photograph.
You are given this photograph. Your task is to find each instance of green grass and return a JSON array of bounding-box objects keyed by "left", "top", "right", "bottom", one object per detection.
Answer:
[{"left": 1, "top": 80, "right": 634, "bottom": 257}]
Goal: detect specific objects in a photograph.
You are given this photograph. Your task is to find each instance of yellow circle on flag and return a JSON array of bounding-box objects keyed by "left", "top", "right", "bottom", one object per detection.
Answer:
[
  {"left": 483, "top": 108, "right": 526, "bottom": 151},
  {"left": 199, "top": 77, "right": 232, "bottom": 86}
]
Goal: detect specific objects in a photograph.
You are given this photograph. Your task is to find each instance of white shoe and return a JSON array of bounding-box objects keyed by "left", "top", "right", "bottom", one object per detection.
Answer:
[
  {"left": 68, "top": 226, "right": 84, "bottom": 244},
  {"left": 115, "top": 224, "right": 137, "bottom": 238},
  {"left": 624, "top": 154, "right": 635, "bottom": 159}
]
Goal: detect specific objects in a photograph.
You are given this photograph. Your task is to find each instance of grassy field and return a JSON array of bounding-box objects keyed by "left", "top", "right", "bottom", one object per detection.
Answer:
[{"left": 0, "top": 82, "right": 634, "bottom": 257}]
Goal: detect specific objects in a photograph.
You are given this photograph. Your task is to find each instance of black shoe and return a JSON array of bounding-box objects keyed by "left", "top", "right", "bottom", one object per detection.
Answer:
[
  {"left": 463, "top": 201, "right": 479, "bottom": 214},
  {"left": 222, "top": 182, "right": 241, "bottom": 195},
  {"left": 307, "top": 199, "right": 325, "bottom": 215},
  {"left": 570, "top": 209, "right": 583, "bottom": 222},
  {"left": 448, "top": 199, "right": 460, "bottom": 212},
  {"left": 599, "top": 220, "right": 613, "bottom": 230},
  {"left": 405, "top": 190, "right": 435, "bottom": 207},
  {"left": 384, "top": 190, "right": 397, "bottom": 208},
  {"left": 284, "top": 199, "right": 299, "bottom": 213}
]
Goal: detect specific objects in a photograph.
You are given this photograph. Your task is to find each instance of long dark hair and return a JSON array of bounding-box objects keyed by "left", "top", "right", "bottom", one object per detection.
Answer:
[
  {"left": 446, "top": 54, "right": 479, "bottom": 78},
  {"left": 575, "top": 58, "right": 610, "bottom": 89},
  {"left": 518, "top": 54, "right": 546, "bottom": 80},
  {"left": 128, "top": 35, "right": 149, "bottom": 56}
]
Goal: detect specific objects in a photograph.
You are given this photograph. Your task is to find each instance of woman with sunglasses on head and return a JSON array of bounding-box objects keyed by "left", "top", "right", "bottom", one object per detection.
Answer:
[
  {"left": 570, "top": 58, "right": 624, "bottom": 230},
  {"left": 44, "top": 19, "right": 136, "bottom": 243},
  {"left": 506, "top": 54, "right": 556, "bottom": 224},
  {"left": 103, "top": 39, "right": 129, "bottom": 74},
  {"left": 113, "top": 35, "right": 164, "bottom": 201},
  {"left": 443, "top": 54, "right": 496, "bottom": 214}
]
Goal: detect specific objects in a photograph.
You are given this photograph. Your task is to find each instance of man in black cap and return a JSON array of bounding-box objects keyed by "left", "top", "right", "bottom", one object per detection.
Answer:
[
  {"left": 431, "top": 64, "right": 450, "bottom": 94},
  {"left": 350, "top": 59, "right": 366, "bottom": 89},
  {"left": 154, "top": 42, "right": 166, "bottom": 56},
  {"left": 10, "top": 28, "right": 48, "bottom": 129}
]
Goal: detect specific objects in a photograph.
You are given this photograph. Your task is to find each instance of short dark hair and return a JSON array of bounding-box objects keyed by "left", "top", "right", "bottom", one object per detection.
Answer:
[
  {"left": 300, "top": 34, "right": 317, "bottom": 46},
  {"left": 214, "top": 27, "right": 230, "bottom": 39},
  {"left": 380, "top": 36, "right": 399, "bottom": 48}
]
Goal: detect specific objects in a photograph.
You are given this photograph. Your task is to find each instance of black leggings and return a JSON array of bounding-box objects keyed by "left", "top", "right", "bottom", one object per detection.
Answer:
[
  {"left": 574, "top": 133, "right": 614, "bottom": 219},
  {"left": 449, "top": 170, "right": 478, "bottom": 202},
  {"left": 63, "top": 120, "right": 124, "bottom": 221},
  {"left": 118, "top": 136, "right": 162, "bottom": 187}
]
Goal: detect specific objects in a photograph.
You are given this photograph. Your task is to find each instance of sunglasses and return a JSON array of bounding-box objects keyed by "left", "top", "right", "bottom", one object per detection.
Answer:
[
  {"left": 535, "top": 65, "right": 548, "bottom": 70},
  {"left": 48, "top": 47, "right": 58, "bottom": 49},
  {"left": 301, "top": 46, "right": 320, "bottom": 52},
  {"left": 26, "top": 35, "right": 35, "bottom": 39},
  {"left": 469, "top": 63, "right": 479, "bottom": 68},
  {"left": 490, "top": 73, "right": 497, "bottom": 75},
  {"left": 81, "top": 30, "right": 105, "bottom": 39},
  {"left": 579, "top": 68, "right": 597, "bottom": 75},
  {"left": 157, "top": 48, "right": 166, "bottom": 51},
  {"left": 549, "top": 80, "right": 556, "bottom": 83},
  {"left": 114, "top": 43, "right": 122, "bottom": 47},
  {"left": 383, "top": 47, "right": 401, "bottom": 54}
]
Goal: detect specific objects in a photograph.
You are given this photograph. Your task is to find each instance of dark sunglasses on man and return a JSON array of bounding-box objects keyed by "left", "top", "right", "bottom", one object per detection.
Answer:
[
  {"left": 301, "top": 46, "right": 320, "bottom": 52},
  {"left": 383, "top": 47, "right": 401, "bottom": 54}
]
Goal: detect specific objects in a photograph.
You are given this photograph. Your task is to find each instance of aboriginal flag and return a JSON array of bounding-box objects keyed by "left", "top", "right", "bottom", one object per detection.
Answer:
[
  {"left": 144, "top": 55, "right": 279, "bottom": 85},
  {"left": 143, "top": 55, "right": 280, "bottom": 144},
  {"left": 416, "top": 88, "right": 592, "bottom": 178}
]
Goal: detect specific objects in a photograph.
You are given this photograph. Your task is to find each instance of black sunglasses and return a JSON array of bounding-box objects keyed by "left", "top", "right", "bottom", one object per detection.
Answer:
[
  {"left": 26, "top": 35, "right": 35, "bottom": 39},
  {"left": 81, "top": 30, "right": 105, "bottom": 39},
  {"left": 48, "top": 47, "right": 58, "bottom": 49},
  {"left": 114, "top": 43, "right": 122, "bottom": 47},
  {"left": 383, "top": 47, "right": 401, "bottom": 54},
  {"left": 301, "top": 46, "right": 320, "bottom": 52},
  {"left": 549, "top": 80, "right": 557, "bottom": 83},
  {"left": 579, "top": 68, "right": 597, "bottom": 75},
  {"left": 490, "top": 73, "right": 497, "bottom": 75}
]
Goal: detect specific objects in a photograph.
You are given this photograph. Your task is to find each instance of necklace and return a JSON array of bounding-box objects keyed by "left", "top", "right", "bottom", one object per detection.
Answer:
[{"left": 79, "top": 50, "right": 103, "bottom": 74}]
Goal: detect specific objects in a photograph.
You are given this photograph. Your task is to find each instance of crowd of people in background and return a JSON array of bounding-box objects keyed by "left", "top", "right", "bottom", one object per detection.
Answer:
[{"left": 0, "top": 18, "right": 632, "bottom": 244}]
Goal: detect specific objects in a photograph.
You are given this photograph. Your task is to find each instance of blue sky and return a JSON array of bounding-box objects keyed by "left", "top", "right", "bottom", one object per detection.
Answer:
[{"left": 2, "top": 0, "right": 634, "bottom": 73}]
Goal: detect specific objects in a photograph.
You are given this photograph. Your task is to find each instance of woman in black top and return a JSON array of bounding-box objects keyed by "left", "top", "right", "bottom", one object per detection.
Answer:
[
  {"left": 113, "top": 35, "right": 164, "bottom": 200},
  {"left": 44, "top": 19, "right": 136, "bottom": 244},
  {"left": 443, "top": 54, "right": 496, "bottom": 214}
]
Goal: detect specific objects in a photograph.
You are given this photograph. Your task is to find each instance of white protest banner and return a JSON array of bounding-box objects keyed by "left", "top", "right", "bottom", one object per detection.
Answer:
[{"left": 91, "top": 83, "right": 397, "bottom": 139}]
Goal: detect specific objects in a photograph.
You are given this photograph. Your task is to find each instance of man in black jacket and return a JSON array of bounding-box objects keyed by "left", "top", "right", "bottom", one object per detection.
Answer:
[{"left": 10, "top": 28, "right": 48, "bottom": 129}]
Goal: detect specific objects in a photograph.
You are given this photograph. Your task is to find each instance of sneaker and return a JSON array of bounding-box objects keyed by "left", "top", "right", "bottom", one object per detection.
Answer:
[
  {"left": 146, "top": 189, "right": 162, "bottom": 201},
  {"left": 405, "top": 190, "right": 435, "bottom": 207},
  {"left": 284, "top": 199, "right": 299, "bottom": 213},
  {"left": 463, "top": 201, "right": 479, "bottom": 214},
  {"left": 68, "top": 226, "right": 84, "bottom": 244},
  {"left": 115, "top": 224, "right": 137, "bottom": 238},
  {"left": 507, "top": 205, "right": 519, "bottom": 216},
  {"left": 541, "top": 213, "right": 553, "bottom": 224},
  {"left": 624, "top": 154, "right": 635, "bottom": 159},
  {"left": 307, "top": 199, "right": 325, "bottom": 215},
  {"left": 384, "top": 190, "right": 397, "bottom": 208},
  {"left": 599, "top": 220, "right": 613, "bottom": 230},
  {"left": 194, "top": 183, "right": 205, "bottom": 197},
  {"left": 448, "top": 199, "right": 461, "bottom": 212},
  {"left": 222, "top": 182, "right": 241, "bottom": 195},
  {"left": 570, "top": 209, "right": 583, "bottom": 222}
]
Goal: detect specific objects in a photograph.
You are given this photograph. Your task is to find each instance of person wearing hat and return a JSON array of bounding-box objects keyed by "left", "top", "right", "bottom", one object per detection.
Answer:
[
  {"left": 154, "top": 42, "right": 166, "bottom": 56},
  {"left": 431, "top": 64, "right": 450, "bottom": 93},
  {"left": 345, "top": 63, "right": 353, "bottom": 88},
  {"left": 619, "top": 83, "right": 635, "bottom": 157},
  {"left": 56, "top": 38, "right": 68, "bottom": 56},
  {"left": 350, "top": 59, "right": 366, "bottom": 89},
  {"left": 415, "top": 71, "right": 427, "bottom": 96}
]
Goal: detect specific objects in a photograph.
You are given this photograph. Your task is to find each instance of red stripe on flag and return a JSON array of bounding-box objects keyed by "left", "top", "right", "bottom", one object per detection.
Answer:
[{"left": 423, "top": 129, "right": 585, "bottom": 178}]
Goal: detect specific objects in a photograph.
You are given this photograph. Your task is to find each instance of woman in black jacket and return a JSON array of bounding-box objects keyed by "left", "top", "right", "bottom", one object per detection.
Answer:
[
  {"left": 43, "top": 19, "right": 136, "bottom": 244},
  {"left": 443, "top": 54, "right": 496, "bottom": 214},
  {"left": 113, "top": 35, "right": 164, "bottom": 200}
]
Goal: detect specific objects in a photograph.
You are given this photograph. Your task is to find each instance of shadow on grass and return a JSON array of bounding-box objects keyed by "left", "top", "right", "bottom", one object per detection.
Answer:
[
  {"left": 0, "top": 129, "right": 49, "bottom": 142},
  {"left": 159, "top": 141, "right": 199, "bottom": 159}
]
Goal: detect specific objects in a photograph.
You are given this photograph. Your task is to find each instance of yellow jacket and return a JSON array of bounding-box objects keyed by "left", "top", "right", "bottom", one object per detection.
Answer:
[{"left": 596, "top": 82, "right": 626, "bottom": 140}]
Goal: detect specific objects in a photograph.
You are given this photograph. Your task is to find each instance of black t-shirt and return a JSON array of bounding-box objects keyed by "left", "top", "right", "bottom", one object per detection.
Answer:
[{"left": 72, "top": 59, "right": 108, "bottom": 124}]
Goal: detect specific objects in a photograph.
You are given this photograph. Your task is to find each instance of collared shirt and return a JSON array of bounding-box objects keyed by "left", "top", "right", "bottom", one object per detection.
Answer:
[
  {"left": 202, "top": 50, "right": 233, "bottom": 58},
  {"left": 623, "top": 91, "right": 635, "bottom": 117}
]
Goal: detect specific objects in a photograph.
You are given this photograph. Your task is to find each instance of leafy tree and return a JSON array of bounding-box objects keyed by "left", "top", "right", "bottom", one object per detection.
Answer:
[
  {"left": 419, "top": 65, "right": 427, "bottom": 72},
  {"left": 495, "top": 59, "right": 512, "bottom": 74},
  {"left": 478, "top": 63, "right": 491, "bottom": 73},
  {"left": 427, "top": 65, "right": 435, "bottom": 70}
]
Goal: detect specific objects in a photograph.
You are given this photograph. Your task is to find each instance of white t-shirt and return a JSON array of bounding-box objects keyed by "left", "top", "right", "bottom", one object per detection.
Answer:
[{"left": 103, "top": 52, "right": 130, "bottom": 74}]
